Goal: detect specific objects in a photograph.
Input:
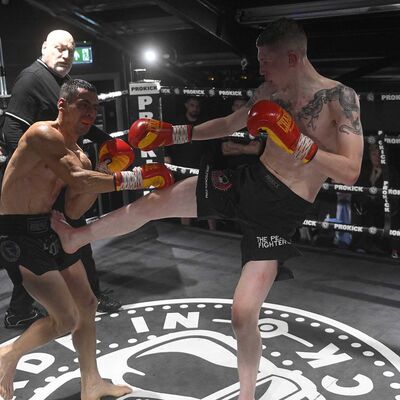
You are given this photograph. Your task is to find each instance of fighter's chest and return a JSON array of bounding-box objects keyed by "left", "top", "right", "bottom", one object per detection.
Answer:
[
  {"left": 66, "top": 146, "right": 92, "bottom": 170},
  {"left": 294, "top": 106, "right": 335, "bottom": 145},
  {"left": 275, "top": 96, "right": 336, "bottom": 147}
]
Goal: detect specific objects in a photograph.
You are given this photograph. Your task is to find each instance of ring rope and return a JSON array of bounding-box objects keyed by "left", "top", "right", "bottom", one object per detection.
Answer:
[
  {"left": 321, "top": 183, "right": 400, "bottom": 196},
  {"left": 82, "top": 130, "right": 257, "bottom": 145},
  {"left": 98, "top": 90, "right": 129, "bottom": 102},
  {"left": 98, "top": 85, "right": 400, "bottom": 102}
]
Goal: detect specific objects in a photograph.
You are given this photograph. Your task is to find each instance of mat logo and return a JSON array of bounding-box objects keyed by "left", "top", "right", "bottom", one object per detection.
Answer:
[{"left": 5, "top": 299, "right": 400, "bottom": 399}]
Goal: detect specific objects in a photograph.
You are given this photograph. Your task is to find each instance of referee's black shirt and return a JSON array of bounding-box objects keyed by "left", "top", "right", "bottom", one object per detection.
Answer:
[{"left": 2, "top": 59, "right": 109, "bottom": 154}]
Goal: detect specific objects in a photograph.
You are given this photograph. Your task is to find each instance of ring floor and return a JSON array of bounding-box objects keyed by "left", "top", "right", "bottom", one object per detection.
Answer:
[{"left": 1, "top": 220, "right": 400, "bottom": 400}]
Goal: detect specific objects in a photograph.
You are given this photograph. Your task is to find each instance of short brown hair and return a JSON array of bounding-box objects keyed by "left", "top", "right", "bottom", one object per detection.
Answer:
[{"left": 256, "top": 18, "right": 307, "bottom": 55}]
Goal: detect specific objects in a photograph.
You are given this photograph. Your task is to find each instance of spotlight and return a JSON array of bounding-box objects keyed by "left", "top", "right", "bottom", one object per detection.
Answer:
[{"left": 142, "top": 48, "right": 158, "bottom": 64}]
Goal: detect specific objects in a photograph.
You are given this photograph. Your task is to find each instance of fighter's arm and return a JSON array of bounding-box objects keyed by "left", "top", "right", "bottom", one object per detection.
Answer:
[
  {"left": 311, "top": 87, "right": 364, "bottom": 185},
  {"left": 128, "top": 83, "right": 272, "bottom": 150},
  {"left": 25, "top": 123, "right": 116, "bottom": 194},
  {"left": 64, "top": 140, "right": 133, "bottom": 218},
  {"left": 63, "top": 152, "right": 100, "bottom": 220},
  {"left": 26, "top": 125, "right": 174, "bottom": 200},
  {"left": 192, "top": 82, "right": 271, "bottom": 141},
  {"left": 191, "top": 106, "right": 248, "bottom": 140}
]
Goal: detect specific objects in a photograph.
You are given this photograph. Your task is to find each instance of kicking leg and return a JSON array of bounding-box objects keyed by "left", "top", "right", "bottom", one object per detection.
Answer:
[
  {"left": 61, "top": 260, "right": 131, "bottom": 400},
  {"left": 231, "top": 260, "right": 278, "bottom": 400},
  {"left": 52, "top": 176, "right": 198, "bottom": 254}
]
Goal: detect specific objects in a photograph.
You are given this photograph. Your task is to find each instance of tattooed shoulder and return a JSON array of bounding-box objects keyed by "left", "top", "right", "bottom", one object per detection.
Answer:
[
  {"left": 336, "top": 84, "right": 363, "bottom": 136},
  {"left": 337, "top": 85, "right": 359, "bottom": 114}
]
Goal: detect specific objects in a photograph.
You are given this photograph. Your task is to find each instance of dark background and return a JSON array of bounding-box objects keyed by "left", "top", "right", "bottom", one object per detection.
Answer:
[{"left": 2, "top": 1, "right": 400, "bottom": 132}]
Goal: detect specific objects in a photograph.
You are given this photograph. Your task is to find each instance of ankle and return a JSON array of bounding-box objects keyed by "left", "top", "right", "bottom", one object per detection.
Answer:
[
  {"left": 0, "top": 345, "right": 19, "bottom": 363},
  {"left": 80, "top": 372, "right": 102, "bottom": 387}
]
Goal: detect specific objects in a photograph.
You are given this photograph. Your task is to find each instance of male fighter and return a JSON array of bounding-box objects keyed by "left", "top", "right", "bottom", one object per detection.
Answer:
[
  {"left": 0, "top": 78, "right": 173, "bottom": 400},
  {"left": 52, "top": 18, "right": 364, "bottom": 400}
]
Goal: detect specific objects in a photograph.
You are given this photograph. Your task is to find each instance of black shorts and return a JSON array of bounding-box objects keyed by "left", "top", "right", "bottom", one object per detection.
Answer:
[
  {"left": 196, "top": 160, "right": 312, "bottom": 279},
  {"left": 0, "top": 214, "right": 82, "bottom": 285}
]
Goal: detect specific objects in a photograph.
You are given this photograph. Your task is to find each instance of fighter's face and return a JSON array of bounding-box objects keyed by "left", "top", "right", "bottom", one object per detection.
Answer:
[
  {"left": 257, "top": 45, "right": 289, "bottom": 91},
  {"left": 62, "top": 88, "right": 99, "bottom": 136},
  {"left": 42, "top": 36, "right": 75, "bottom": 77}
]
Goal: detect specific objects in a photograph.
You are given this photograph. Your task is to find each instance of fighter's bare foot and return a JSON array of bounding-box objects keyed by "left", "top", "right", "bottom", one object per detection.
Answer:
[
  {"left": 0, "top": 346, "right": 18, "bottom": 400},
  {"left": 50, "top": 211, "right": 78, "bottom": 254},
  {"left": 81, "top": 379, "right": 132, "bottom": 400}
]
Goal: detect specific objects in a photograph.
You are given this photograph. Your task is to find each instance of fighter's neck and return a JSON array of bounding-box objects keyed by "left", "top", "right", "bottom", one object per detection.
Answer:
[
  {"left": 54, "top": 118, "right": 79, "bottom": 146},
  {"left": 279, "top": 63, "right": 324, "bottom": 106}
]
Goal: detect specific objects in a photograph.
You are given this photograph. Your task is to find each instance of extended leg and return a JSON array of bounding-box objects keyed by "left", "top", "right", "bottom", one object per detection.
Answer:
[{"left": 52, "top": 176, "right": 198, "bottom": 253}]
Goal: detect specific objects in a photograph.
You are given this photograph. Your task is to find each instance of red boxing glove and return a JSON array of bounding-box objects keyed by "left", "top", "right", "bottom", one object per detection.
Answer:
[
  {"left": 247, "top": 100, "right": 318, "bottom": 163},
  {"left": 98, "top": 138, "right": 135, "bottom": 172},
  {"left": 113, "top": 163, "right": 174, "bottom": 191},
  {"left": 128, "top": 118, "right": 192, "bottom": 151}
]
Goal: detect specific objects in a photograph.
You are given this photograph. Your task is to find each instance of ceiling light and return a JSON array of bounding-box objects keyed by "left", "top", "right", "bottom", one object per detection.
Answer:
[{"left": 143, "top": 48, "right": 158, "bottom": 64}]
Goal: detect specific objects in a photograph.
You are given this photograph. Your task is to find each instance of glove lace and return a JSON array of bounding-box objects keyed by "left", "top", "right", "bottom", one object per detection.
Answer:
[
  {"left": 293, "top": 133, "right": 314, "bottom": 161},
  {"left": 172, "top": 125, "right": 190, "bottom": 144},
  {"left": 115, "top": 168, "right": 143, "bottom": 190}
]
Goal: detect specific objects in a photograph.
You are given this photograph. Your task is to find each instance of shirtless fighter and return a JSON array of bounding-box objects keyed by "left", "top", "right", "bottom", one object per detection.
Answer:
[
  {"left": 0, "top": 78, "right": 173, "bottom": 400},
  {"left": 52, "top": 18, "right": 364, "bottom": 400}
]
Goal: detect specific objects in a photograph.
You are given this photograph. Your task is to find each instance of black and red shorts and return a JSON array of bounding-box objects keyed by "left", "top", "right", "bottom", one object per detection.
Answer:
[{"left": 196, "top": 160, "right": 312, "bottom": 279}]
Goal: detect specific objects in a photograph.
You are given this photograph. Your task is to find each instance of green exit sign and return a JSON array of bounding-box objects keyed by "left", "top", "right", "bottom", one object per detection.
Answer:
[{"left": 74, "top": 46, "right": 93, "bottom": 64}]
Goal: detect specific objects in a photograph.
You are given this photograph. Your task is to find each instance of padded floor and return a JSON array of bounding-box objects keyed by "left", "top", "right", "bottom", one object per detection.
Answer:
[{"left": 1, "top": 221, "right": 400, "bottom": 399}]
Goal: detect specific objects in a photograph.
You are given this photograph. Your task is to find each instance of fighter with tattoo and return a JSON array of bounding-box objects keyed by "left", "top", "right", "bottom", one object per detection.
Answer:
[{"left": 52, "top": 18, "right": 364, "bottom": 400}]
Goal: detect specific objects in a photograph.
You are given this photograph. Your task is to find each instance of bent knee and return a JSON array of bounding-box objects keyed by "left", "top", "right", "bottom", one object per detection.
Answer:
[
  {"left": 51, "top": 311, "right": 77, "bottom": 335},
  {"left": 77, "top": 294, "right": 98, "bottom": 315}
]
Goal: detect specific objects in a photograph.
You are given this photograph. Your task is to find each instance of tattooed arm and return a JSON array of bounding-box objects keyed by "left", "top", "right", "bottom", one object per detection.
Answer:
[{"left": 311, "top": 85, "right": 364, "bottom": 185}]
